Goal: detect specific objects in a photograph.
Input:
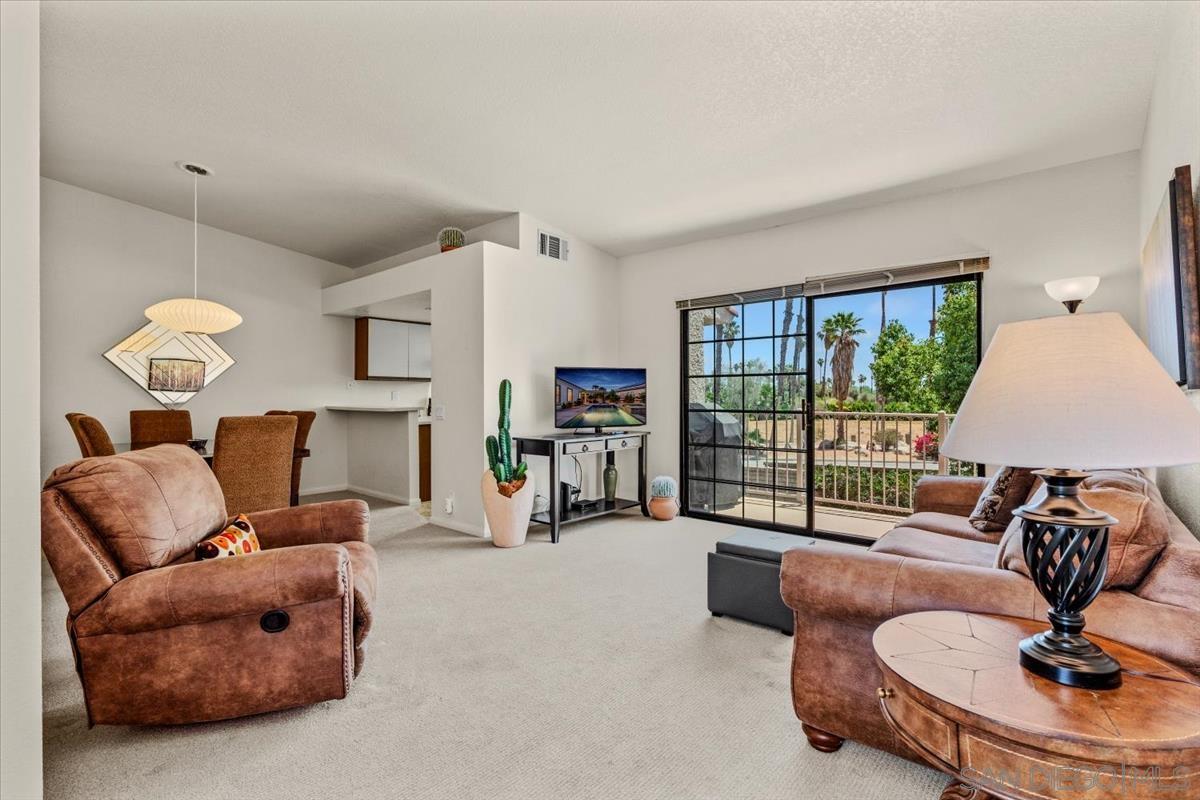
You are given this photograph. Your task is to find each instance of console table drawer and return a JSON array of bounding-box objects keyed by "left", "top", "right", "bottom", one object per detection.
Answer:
[
  {"left": 606, "top": 436, "right": 641, "bottom": 451},
  {"left": 562, "top": 440, "right": 600, "bottom": 455}
]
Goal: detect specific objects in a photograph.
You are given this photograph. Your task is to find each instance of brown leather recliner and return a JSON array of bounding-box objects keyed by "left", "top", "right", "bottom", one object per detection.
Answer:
[
  {"left": 781, "top": 470, "right": 1200, "bottom": 760},
  {"left": 41, "top": 444, "right": 379, "bottom": 726}
]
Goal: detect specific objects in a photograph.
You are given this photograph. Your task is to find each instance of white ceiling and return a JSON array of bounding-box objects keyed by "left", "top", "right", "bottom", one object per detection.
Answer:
[{"left": 41, "top": 1, "right": 1171, "bottom": 266}]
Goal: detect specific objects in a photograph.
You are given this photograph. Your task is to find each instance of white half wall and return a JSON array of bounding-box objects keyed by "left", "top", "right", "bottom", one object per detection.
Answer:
[
  {"left": 324, "top": 243, "right": 488, "bottom": 534},
  {"left": 39, "top": 179, "right": 392, "bottom": 491},
  {"left": 618, "top": 152, "right": 1143, "bottom": 484},
  {"left": 1, "top": 2, "right": 44, "bottom": 796}
]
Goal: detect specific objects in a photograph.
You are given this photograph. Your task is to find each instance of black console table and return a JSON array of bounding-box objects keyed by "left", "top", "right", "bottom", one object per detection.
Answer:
[{"left": 514, "top": 432, "right": 650, "bottom": 543}]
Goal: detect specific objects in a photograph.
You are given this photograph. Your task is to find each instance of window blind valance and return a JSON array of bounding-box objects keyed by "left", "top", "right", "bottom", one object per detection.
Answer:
[
  {"left": 675, "top": 255, "right": 988, "bottom": 309},
  {"left": 802, "top": 256, "right": 988, "bottom": 296}
]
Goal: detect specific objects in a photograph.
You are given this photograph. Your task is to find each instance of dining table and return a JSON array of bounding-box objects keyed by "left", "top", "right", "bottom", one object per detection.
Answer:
[{"left": 114, "top": 441, "right": 312, "bottom": 466}]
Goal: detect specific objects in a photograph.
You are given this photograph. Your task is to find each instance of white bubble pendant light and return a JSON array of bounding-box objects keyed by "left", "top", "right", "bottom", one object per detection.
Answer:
[{"left": 145, "top": 163, "right": 242, "bottom": 334}]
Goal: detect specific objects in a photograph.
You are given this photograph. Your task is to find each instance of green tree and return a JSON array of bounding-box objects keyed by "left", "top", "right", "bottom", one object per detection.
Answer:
[
  {"left": 932, "top": 281, "right": 978, "bottom": 411},
  {"left": 870, "top": 320, "right": 937, "bottom": 411}
]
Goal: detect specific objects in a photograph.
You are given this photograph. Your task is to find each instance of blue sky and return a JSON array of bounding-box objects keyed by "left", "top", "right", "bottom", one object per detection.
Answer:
[{"left": 813, "top": 283, "right": 944, "bottom": 381}]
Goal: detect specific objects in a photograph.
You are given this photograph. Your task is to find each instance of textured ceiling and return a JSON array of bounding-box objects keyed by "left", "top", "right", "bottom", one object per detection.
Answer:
[{"left": 41, "top": 1, "right": 1170, "bottom": 266}]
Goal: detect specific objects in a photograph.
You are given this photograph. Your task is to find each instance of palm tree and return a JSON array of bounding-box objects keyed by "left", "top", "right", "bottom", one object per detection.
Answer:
[
  {"left": 723, "top": 320, "right": 740, "bottom": 370},
  {"left": 819, "top": 317, "right": 839, "bottom": 398},
  {"left": 816, "top": 358, "right": 825, "bottom": 397},
  {"left": 829, "top": 312, "right": 866, "bottom": 441},
  {"left": 777, "top": 299, "right": 794, "bottom": 373}
]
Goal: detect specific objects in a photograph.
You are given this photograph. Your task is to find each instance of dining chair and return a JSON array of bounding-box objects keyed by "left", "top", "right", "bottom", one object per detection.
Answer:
[
  {"left": 65, "top": 413, "right": 116, "bottom": 458},
  {"left": 266, "top": 409, "right": 317, "bottom": 506},
  {"left": 211, "top": 415, "right": 298, "bottom": 515},
  {"left": 129, "top": 409, "right": 193, "bottom": 449}
]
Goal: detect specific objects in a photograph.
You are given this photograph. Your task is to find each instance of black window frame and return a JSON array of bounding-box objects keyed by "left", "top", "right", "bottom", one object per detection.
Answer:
[{"left": 679, "top": 272, "right": 983, "bottom": 546}]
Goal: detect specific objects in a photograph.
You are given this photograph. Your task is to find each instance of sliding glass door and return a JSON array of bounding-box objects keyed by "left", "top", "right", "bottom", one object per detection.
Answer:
[
  {"left": 681, "top": 296, "right": 811, "bottom": 533},
  {"left": 679, "top": 273, "right": 981, "bottom": 544}
]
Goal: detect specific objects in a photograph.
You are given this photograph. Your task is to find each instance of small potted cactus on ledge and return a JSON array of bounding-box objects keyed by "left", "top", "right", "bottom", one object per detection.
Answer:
[
  {"left": 649, "top": 475, "right": 679, "bottom": 521},
  {"left": 482, "top": 379, "right": 535, "bottom": 547}
]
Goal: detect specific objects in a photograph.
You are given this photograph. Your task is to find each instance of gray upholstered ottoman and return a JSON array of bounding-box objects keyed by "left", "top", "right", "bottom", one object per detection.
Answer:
[{"left": 707, "top": 530, "right": 815, "bottom": 635}]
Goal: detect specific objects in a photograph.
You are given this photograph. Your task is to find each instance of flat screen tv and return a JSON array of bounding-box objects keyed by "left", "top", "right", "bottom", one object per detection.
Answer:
[{"left": 554, "top": 367, "right": 647, "bottom": 433}]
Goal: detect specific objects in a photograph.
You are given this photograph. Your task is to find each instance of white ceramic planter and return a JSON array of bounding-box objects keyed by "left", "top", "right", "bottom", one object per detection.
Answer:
[{"left": 481, "top": 470, "right": 535, "bottom": 548}]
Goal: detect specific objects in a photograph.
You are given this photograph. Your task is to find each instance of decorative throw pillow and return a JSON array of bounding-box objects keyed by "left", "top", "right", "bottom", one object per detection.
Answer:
[
  {"left": 968, "top": 466, "right": 1038, "bottom": 532},
  {"left": 196, "top": 514, "right": 261, "bottom": 560}
]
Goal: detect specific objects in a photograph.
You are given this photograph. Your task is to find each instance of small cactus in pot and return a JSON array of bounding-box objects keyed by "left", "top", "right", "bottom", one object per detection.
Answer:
[
  {"left": 482, "top": 379, "right": 534, "bottom": 547},
  {"left": 438, "top": 227, "right": 466, "bottom": 252},
  {"left": 649, "top": 475, "right": 679, "bottom": 521}
]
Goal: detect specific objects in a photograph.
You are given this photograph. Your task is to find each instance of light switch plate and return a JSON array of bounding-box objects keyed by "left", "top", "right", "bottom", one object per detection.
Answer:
[{"left": 434, "top": 405, "right": 446, "bottom": 420}]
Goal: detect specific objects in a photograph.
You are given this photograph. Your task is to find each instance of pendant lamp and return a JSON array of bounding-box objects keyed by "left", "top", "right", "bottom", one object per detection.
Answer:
[{"left": 145, "top": 163, "right": 242, "bottom": 334}]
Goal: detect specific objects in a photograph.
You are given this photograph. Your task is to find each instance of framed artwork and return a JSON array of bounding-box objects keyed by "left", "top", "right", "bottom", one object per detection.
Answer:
[
  {"left": 103, "top": 322, "right": 235, "bottom": 406},
  {"left": 1141, "top": 164, "right": 1200, "bottom": 388}
]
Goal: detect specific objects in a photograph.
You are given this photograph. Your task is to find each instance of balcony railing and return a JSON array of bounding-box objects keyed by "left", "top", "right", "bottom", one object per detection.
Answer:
[{"left": 806, "top": 411, "right": 975, "bottom": 516}]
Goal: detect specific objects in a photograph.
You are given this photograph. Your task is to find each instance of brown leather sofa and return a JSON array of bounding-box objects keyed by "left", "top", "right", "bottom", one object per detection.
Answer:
[
  {"left": 781, "top": 470, "right": 1200, "bottom": 759},
  {"left": 41, "top": 444, "right": 378, "bottom": 726}
]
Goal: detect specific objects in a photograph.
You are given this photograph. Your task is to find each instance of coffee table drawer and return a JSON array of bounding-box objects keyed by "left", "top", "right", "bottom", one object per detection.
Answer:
[{"left": 606, "top": 436, "right": 641, "bottom": 451}]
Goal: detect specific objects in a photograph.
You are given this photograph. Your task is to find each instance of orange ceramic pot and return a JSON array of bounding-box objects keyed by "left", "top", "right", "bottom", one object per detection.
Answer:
[{"left": 648, "top": 496, "right": 679, "bottom": 521}]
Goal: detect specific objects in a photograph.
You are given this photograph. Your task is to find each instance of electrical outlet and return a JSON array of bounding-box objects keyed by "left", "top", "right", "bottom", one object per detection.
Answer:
[
  {"left": 443, "top": 494, "right": 454, "bottom": 515},
  {"left": 434, "top": 405, "right": 446, "bottom": 420},
  {"left": 390, "top": 390, "right": 401, "bottom": 401}
]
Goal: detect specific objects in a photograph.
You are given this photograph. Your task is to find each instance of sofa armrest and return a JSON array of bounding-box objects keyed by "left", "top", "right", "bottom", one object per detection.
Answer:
[
  {"left": 780, "top": 546, "right": 1041, "bottom": 629},
  {"left": 913, "top": 475, "right": 988, "bottom": 516},
  {"left": 75, "top": 543, "right": 350, "bottom": 637},
  {"left": 780, "top": 547, "right": 1200, "bottom": 678},
  {"left": 246, "top": 499, "right": 369, "bottom": 549}
]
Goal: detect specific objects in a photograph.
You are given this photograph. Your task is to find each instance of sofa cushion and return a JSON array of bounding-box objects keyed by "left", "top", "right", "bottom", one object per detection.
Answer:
[
  {"left": 196, "top": 514, "right": 261, "bottom": 560},
  {"left": 43, "top": 445, "right": 227, "bottom": 575},
  {"left": 899, "top": 511, "right": 1000, "bottom": 544},
  {"left": 870, "top": 527, "right": 998, "bottom": 569},
  {"left": 996, "top": 470, "right": 1171, "bottom": 590},
  {"left": 968, "top": 467, "right": 1038, "bottom": 532}
]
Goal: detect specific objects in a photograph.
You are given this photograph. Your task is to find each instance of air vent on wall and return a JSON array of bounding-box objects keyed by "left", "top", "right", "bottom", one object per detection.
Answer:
[{"left": 538, "top": 230, "right": 568, "bottom": 261}]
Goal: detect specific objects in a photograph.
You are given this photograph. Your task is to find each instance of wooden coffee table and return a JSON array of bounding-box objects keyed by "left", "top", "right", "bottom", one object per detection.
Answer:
[{"left": 872, "top": 611, "right": 1200, "bottom": 800}]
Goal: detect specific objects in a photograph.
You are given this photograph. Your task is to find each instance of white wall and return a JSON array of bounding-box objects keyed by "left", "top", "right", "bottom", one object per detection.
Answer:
[
  {"left": 1139, "top": 1, "right": 1200, "bottom": 535},
  {"left": 1, "top": 2, "right": 44, "bottom": 796},
  {"left": 40, "top": 179, "right": 405, "bottom": 491},
  {"left": 618, "top": 152, "right": 1143, "bottom": 482},
  {"left": 483, "top": 214, "right": 622, "bottom": 505},
  {"left": 324, "top": 213, "right": 623, "bottom": 535}
]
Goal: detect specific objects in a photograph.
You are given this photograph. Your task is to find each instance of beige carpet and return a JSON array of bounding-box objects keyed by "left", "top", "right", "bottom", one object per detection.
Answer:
[{"left": 42, "top": 500, "right": 945, "bottom": 800}]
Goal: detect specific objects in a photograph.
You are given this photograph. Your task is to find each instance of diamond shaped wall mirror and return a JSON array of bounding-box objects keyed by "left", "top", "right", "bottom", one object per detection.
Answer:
[{"left": 103, "top": 322, "right": 235, "bottom": 407}]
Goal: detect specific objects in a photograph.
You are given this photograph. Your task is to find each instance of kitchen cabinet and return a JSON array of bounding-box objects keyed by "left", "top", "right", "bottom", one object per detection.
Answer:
[{"left": 355, "top": 318, "right": 431, "bottom": 381}]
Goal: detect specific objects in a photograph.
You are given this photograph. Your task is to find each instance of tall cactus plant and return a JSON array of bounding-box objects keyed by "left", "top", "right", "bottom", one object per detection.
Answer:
[{"left": 485, "top": 378, "right": 528, "bottom": 496}]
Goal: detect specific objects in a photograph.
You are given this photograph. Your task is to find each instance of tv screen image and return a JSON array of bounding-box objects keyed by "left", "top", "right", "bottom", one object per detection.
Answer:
[{"left": 554, "top": 367, "right": 647, "bottom": 429}]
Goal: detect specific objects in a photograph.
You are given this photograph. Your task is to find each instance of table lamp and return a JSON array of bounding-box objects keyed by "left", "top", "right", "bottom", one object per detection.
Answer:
[{"left": 941, "top": 311, "right": 1200, "bottom": 689}]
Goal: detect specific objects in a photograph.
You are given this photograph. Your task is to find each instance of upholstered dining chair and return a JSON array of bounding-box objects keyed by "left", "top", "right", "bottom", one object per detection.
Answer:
[
  {"left": 129, "top": 409, "right": 193, "bottom": 449},
  {"left": 211, "top": 415, "right": 297, "bottom": 514},
  {"left": 65, "top": 413, "right": 116, "bottom": 458},
  {"left": 266, "top": 409, "right": 317, "bottom": 506}
]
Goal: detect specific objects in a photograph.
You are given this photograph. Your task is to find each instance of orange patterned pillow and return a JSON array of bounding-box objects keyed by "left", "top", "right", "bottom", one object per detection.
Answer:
[{"left": 196, "top": 514, "right": 261, "bottom": 560}]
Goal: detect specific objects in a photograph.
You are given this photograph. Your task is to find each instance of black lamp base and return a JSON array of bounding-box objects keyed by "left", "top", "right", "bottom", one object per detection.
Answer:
[
  {"left": 1015, "top": 469, "right": 1123, "bottom": 691},
  {"left": 1018, "top": 630, "right": 1122, "bottom": 689}
]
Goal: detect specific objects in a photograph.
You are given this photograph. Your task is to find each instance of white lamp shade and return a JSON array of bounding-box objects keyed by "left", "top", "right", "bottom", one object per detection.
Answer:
[
  {"left": 1044, "top": 275, "right": 1100, "bottom": 303},
  {"left": 145, "top": 298, "right": 242, "bottom": 334},
  {"left": 941, "top": 312, "right": 1200, "bottom": 469}
]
